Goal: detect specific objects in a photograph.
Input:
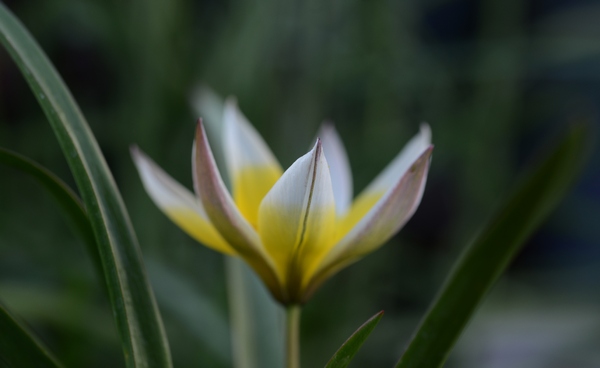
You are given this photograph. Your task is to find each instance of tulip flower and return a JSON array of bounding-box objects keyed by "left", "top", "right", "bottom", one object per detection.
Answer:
[{"left": 132, "top": 100, "right": 432, "bottom": 305}]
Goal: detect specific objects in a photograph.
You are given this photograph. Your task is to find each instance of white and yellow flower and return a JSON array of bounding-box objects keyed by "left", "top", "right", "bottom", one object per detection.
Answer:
[{"left": 132, "top": 100, "right": 433, "bottom": 304}]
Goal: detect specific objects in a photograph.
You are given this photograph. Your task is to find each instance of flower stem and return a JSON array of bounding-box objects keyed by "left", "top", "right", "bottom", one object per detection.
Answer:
[{"left": 286, "top": 305, "right": 301, "bottom": 368}]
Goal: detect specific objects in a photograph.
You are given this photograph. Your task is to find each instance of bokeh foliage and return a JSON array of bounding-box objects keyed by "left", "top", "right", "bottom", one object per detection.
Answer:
[{"left": 0, "top": 0, "right": 599, "bottom": 367}]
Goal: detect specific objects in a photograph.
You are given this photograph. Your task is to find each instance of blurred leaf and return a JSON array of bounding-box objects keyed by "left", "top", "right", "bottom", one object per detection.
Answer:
[
  {"left": 0, "top": 147, "right": 96, "bottom": 251},
  {"left": 325, "top": 311, "right": 384, "bottom": 368},
  {"left": 0, "top": 147, "right": 105, "bottom": 297},
  {"left": 0, "top": 282, "right": 118, "bottom": 346},
  {"left": 0, "top": 4, "right": 172, "bottom": 368},
  {"left": 0, "top": 301, "right": 65, "bottom": 368},
  {"left": 225, "top": 258, "right": 284, "bottom": 368},
  {"left": 146, "top": 259, "right": 231, "bottom": 364},
  {"left": 395, "top": 124, "right": 590, "bottom": 368},
  {"left": 194, "top": 88, "right": 284, "bottom": 368}
]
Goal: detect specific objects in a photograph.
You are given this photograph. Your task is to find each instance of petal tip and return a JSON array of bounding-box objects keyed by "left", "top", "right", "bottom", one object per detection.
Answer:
[
  {"left": 419, "top": 123, "right": 432, "bottom": 143},
  {"left": 416, "top": 145, "right": 434, "bottom": 163},
  {"left": 408, "top": 145, "right": 433, "bottom": 175},
  {"left": 195, "top": 118, "right": 207, "bottom": 141},
  {"left": 314, "top": 137, "right": 324, "bottom": 156},
  {"left": 224, "top": 96, "right": 239, "bottom": 109},
  {"left": 130, "top": 144, "right": 140, "bottom": 158},
  {"left": 130, "top": 145, "right": 149, "bottom": 168},
  {"left": 321, "top": 119, "right": 335, "bottom": 130},
  {"left": 318, "top": 120, "right": 338, "bottom": 136},
  {"left": 223, "top": 97, "right": 241, "bottom": 131}
]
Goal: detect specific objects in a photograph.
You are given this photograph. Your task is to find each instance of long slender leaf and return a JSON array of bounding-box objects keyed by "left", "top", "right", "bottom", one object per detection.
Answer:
[
  {"left": 225, "top": 258, "right": 284, "bottom": 368},
  {"left": 0, "top": 147, "right": 106, "bottom": 290},
  {"left": 0, "top": 147, "right": 95, "bottom": 248},
  {"left": 0, "top": 282, "right": 118, "bottom": 346},
  {"left": 0, "top": 301, "right": 64, "bottom": 368},
  {"left": 325, "top": 311, "right": 384, "bottom": 368},
  {"left": 146, "top": 259, "right": 231, "bottom": 364},
  {"left": 0, "top": 4, "right": 172, "bottom": 368},
  {"left": 395, "top": 125, "right": 590, "bottom": 368}
]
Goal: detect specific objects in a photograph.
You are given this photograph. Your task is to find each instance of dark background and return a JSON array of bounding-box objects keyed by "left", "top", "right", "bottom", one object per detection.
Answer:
[{"left": 0, "top": 0, "right": 599, "bottom": 367}]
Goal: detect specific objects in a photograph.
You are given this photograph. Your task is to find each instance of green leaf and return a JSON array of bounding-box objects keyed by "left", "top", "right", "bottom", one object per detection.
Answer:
[
  {"left": 0, "top": 147, "right": 106, "bottom": 294},
  {"left": 225, "top": 258, "right": 284, "bottom": 368},
  {"left": 395, "top": 125, "right": 590, "bottom": 368},
  {"left": 0, "top": 282, "right": 118, "bottom": 346},
  {"left": 146, "top": 259, "right": 231, "bottom": 364},
  {"left": 325, "top": 311, "right": 384, "bottom": 368},
  {"left": 0, "top": 4, "right": 172, "bottom": 368},
  {"left": 0, "top": 147, "right": 95, "bottom": 249},
  {"left": 0, "top": 301, "right": 65, "bottom": 368}
]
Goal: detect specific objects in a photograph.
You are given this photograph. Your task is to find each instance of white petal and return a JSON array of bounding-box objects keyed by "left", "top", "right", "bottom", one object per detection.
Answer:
[
  {"left": 193, "top": 121, "right": 284, "bottom": 300},
  {"left": 258, "top": 140, "right": 336, "bottom": 298},
  {"left": 304, "top": 146, "right": 433, "bottom": 300},
  {"left": 223, "top": 98, "right": 283, "bottom": 226},
  {"left": 364, "top": 123, "right": 431, "bottom": 193},
  {"left": 332, "top": 124, "right": 432, "bottom": 244},
  {"left": 131, "top": 146, "right": 234, "bottom": 254},
  {"left": 318, "top": 122, "right": 353, "bottom": 216}
]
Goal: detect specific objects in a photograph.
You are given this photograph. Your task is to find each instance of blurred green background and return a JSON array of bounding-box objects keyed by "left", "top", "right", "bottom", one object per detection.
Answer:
[{"left": 0, "top": 0, "right": 599, "bottom": 367}]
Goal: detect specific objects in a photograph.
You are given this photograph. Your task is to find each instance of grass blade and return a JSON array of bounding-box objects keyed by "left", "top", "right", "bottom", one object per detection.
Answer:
[
  {"left": 146, "top": 259, "right": 231, "bottom": 364},
  {"left": 325, "top": 311, "right": 384, "bottom": 368},
  {"left": 0, "top": 147, "right": 95, "bottom": 248},
  {"left": 0, "top": 301, "right": 65, "bottom": 368},
  {"left": 225, "top": 258, "right": 284, "bottom": 368},
  {"left": 0, "top": 4, "right": 172, "bottom": 367},
  {"left": 0, "top": 147, "right": 105, "bottom": 287},
  {"left": 395, "top": 125, "right": 590, "bottom": 368}
]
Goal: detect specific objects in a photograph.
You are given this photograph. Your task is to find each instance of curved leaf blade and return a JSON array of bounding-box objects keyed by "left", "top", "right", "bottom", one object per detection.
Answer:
[
  {"left": 395, "top": 125, "right": 590, "bottom": 368},
  {"left": 0, "top": 4, "right": 172, "bottom": 368},
  {"left": 0, "top": 147, "right": 105, "bottom": 285},
  {"left": 0, "top": 147, "right": 95, "bottom": 248},
  {"left": 0, "top": 301, "right": 65, "bottom": 368},
  {"left": 146, "top": 259, "right": 231, "bottom": 364},
  {"left": 325, "top": 311, "right": 384, "bottom": 368}
]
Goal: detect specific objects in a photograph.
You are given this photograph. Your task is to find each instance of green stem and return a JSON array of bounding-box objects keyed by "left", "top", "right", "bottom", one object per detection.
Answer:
[{"left": 286, "top": 305, "right": 301, "bottom": 368}]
